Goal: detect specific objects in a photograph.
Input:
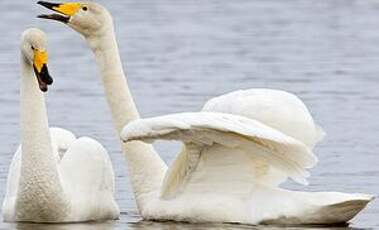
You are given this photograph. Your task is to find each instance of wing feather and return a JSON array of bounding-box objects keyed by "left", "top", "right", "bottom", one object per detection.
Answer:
[
  {"left": 121, "top": 112, "right": 318, "bottom": 198},
  {"left": 49, "top": 127, "right": 76, "bottom": 160}
]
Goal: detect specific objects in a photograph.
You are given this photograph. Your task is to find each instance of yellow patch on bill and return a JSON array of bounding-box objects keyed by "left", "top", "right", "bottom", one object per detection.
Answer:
[
  {"left": 53, "top": 2, "right": 81, "bottom": 16},
  {"left": 34, "top": 50, "right": 48, "bottom": 73}
]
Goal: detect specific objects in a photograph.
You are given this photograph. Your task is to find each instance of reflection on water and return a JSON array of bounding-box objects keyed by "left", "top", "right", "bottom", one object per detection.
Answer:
[
  {"left": 0, "top": 216, "right": 367, "bottom": 230},
  {"left": 0, "top": 0, "right": 378, "bottom": 229}
]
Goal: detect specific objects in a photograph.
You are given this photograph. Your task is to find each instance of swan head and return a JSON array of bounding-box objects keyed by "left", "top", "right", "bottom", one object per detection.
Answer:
[
  {"left": 21, "top": 28, "right": 53, "bottom": 92},
  {"left": 37, "top": 1, "right": 112, "bottom": 38}
]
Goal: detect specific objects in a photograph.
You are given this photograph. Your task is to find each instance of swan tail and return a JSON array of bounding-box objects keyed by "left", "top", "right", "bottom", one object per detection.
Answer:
[
  {"left": 260, "top": 192, "right": 374, "bottom": 225},
  {"left": 314, "top": 195, "right": 374, "bottom": 225}
]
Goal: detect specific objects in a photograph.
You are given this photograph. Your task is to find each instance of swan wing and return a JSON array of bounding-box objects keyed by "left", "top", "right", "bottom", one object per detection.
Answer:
[
  {"left": 49, "top": 127, "right": 76, "bottom": 160},
  {"left": 121, "top": 112, "right": 317, "bottom": 199},
  {"left": 2, "top": 146, "right": 21, "bottom": 221},
  {"left": 59, "top": 137, "right": 115, "bottom": 195},
  {"left": 58, "top": 137, "right": 118, "bottom": 219},
  {"left": 202, "top": 89, "right": 325, "bottom": 148}
]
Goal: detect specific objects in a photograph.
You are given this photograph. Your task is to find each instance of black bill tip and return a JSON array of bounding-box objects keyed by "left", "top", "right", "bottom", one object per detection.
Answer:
[
  {"left": 37, "top": 1, "right": 70, "bottom": 23},
  {"left": 33, "top": 64, "right": 53, "bottom": 92},
  {"left": 37, "top": 1, "right": 61, "bottom": 10},
  {"left": 37, "top": 14, "right": 69, "bottom": 23},
  {"left": 40, "top": 84, "right": 48, "bottom": 92},
  {"left": 40, "top": 64, "right": 53, "bottom": 85}
]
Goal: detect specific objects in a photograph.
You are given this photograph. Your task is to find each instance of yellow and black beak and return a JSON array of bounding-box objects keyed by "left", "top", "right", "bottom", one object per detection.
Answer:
[
  {"left": 33, "top": 49, "right": 53, "bottom": 92},
  {"left": 37, "top": 1, "right": 81, "bottom": 23}
]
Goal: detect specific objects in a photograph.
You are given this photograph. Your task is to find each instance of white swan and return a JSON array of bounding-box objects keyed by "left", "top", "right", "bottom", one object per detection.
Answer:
[
  {"left": 37, "top": 2, "right": 374, "bottom": 225},
  {"left": 121, "top": 112, "right": 373, "bottom": 225},
  {"left": 1, "top": 28, "right": 119, "bottom": 223}
]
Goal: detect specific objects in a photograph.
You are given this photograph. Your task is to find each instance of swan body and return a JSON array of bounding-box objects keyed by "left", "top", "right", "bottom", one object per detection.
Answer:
[
  {"left": 37, "top": 2, "right": 373, "bottom": 225},
  {"left": 121, "top": 112, "right": 373, "bottom": 225},
  {"left": 1, "top": 28, "right": 119, "bottom": 223}
]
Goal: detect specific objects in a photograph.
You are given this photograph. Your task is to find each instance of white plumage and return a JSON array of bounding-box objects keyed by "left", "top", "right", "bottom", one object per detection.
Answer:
[
  {"left": 49, "top": 127, "right": 76, "bottom": 159},
  {"left": 1, "top": 28, "right": 119, "bottom": 223},
  {"left": 36, "top": 1, "right": 373, "bottom": 225},
  {"left": 202, "top": 89, "right": 325, "bottom": 148},
  {"left": 3, "top": 128, "right": 119, "bottom": 222},
  {"left": 123, "top": 112, "right": 316, "bottom": 188},
  {"left": 121, "top": 90, "right": 373, "bottom": 225}
]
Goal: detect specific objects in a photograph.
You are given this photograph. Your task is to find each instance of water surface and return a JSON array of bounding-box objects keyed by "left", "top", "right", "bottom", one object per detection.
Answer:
[{"left": 0, "top": 0, "right": 378, "bottom": 229}]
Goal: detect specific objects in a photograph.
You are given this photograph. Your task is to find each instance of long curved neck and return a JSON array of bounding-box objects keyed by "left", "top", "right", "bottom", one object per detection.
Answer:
[
  {"left": 17, "top": 55, "right": 67, "bottom": 221},
  {"left": 87, "top": 23, "right": 167, "bottom": 209}
]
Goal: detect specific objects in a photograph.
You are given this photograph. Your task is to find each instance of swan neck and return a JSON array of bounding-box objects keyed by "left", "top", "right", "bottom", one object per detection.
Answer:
[
  {"left": 17, "top": 55, "right": 67, "bottom": 219},
  {"left": 90, "top": 27, "right": 139, "bottom": 132},
  {"left": 20, "top": 56, "right": 53, "bottom": 166},
  {"left": 87, "top": 25, "right": 167, "bottom": 209}
]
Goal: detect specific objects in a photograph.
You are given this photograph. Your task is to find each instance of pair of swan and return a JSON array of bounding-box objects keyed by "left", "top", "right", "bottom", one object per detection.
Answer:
[{"left": 1, "top": 0, "right": 373, "bottom": 225}]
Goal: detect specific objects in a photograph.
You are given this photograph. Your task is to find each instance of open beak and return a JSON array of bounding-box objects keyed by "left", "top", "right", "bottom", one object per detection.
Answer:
[
  {"left": 33, "top": 49, "right": 53, "bottom": 92},
  {"left": 37, "top": 1, "right": 81, "bottom": 24}
]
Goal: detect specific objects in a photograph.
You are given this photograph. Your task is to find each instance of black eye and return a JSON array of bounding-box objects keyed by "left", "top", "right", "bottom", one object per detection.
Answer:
[
  {"left": 82, "top": 6, "right": 88, "bottom": 11},
  {"left": 31, "top": 46, "right": 35, "bottom": 50}
]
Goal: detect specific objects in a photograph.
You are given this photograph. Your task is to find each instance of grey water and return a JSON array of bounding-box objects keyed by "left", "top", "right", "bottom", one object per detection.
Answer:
[{"left": 0, "top": 0, "right": 378, "bottom": 229}]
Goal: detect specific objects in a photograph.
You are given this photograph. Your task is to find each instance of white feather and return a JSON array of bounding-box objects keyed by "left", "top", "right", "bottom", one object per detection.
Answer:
[
  {"left": 122, "top": 112, "right": 316, "bottom": 196},
  {"left": 202, "top": 89, "right": 325, "bottom": 148},
  {"left": 121, "top": 111, "right": 373, "bottom": 225}
]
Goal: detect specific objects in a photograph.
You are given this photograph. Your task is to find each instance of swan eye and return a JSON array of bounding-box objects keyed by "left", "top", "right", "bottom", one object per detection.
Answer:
[
  {"left": 31, "top": 46, "right": 35, "bottom": 50},
  {"left": 82, "top": 6, "right": 88, "bottom": 11}
]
